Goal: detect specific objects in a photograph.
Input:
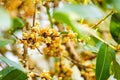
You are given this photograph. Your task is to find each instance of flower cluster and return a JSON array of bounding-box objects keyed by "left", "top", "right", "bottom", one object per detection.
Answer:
[
  {"left": 20, "top": 23, "right": 77, "bottom": 57},
  {"left": 0, "top": 0, "right": 40, "bottom": 17},
  {"left": 21, "top": 25, "right": 41, "bottom": 49},
  {"left": 54, "top": 62, "right": 73, "bottom": 79},
  {"left": 20, "top": 0, "right": 35, "bottom": 16},
  {"left": 40, "top": 71, "right": 52, "bottom": 80}
]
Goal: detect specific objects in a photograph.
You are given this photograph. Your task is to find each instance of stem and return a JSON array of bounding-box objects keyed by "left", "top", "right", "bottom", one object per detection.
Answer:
[
  {"left": 63, "top": 56, "right": 95, "bottom": 70},
  {"left": 13, "top": 34, "right": 19, "bottom": 39},
  {"left": 36, "top": 48, "right": 43, "bottom": 55},
  {"left": 96, "top": 36, "right": 117, "bottom": 50},
  {"left": 23, "top": 45, "right": 28, "bottom": 68},
  {"left": 90, "top": 10, "right": 117, "bottom": 50},
  {"left": 46, "top": 7, "right": 53, "bottom": 28},
  {"left": 91, "top": 10, "right": 115, "bottom": 28},
  {"left": 66, "top": 40, "right": 81, "bottom": 62},
  {"left": 33, "top": 2, "right": 37, "bottom": 26}
]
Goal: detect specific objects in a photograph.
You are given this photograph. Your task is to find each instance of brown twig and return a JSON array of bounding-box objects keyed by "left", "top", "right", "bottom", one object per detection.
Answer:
[
  {"left": 91, "top": 10, "right": 114, "bottom": 28},
  {"left": 23, "top": 45, "right": 28, "bottom": 68},
  {"left": 63, "top": 56, "right": 95, "bottom": 70},
  {"left": 36, "top": 48, "right": 43, "bottom": 55},
  {"left": 66, "top": 40, "right": 81, "bottom": 62},
  {"left": 89, "top": 10, "right": 117, "bottom": 50},
  {"left": 33, "top": 1, "right": 37, "bottom": 26}
]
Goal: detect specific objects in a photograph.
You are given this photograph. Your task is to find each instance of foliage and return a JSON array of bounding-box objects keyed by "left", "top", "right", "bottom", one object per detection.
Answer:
[
  {"left": 0, "top": 56, "right": 27, "bottom": 80},
  {"left": 96, "top": 44, "right": 112, "bottom": 80},
  {"left": 0, "top": 0, "right": 120, "bottom": 80},
  {"left": 110, "top": 13, "right": 120, "bottom": 44}
]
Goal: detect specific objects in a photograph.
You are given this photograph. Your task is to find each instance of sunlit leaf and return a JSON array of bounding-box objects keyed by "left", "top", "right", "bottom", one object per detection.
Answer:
[
  {"left": 54, "top": 9, "right": 101, "bottom": 40},
  {"left": 53, "top": 4, "right": 103, "bottom": 41},
  {"left": 11, "top": 17, "right": 25, "bottom": 32},
  {"left": 109, "top": 46, "right": 120, "bottom": 80},
  {"left": 112, "top": 60, "right": 120, "bottom": 80},
  {"left": 84, "top": 44, "right": 98, "bottom": 53},
  {"left": 53, "top": 4, "right": 103, "bottom": 24},
  {"left": 112, "top": 0, "right": 120, "bottom": 13},
  {"left": 0, "top": 56, "right": 25, "bottom": 72},
  {"left": 103, "top": 0, "right": 120, "bottom": 12},
  {"left": 0, "top": 7, "right": 11, "bottom": 32},
  {"left": 96, "top": 43, "right": 111, "bottom": 80},
  {"left": 0, "top": 67, "right": 27, "bottom": 80},
  {"left": 0, "top": 39, "right": 11, "bottom": 47},
  {"left": 110, "top": 13, "right": 120, "bottom": 44}
]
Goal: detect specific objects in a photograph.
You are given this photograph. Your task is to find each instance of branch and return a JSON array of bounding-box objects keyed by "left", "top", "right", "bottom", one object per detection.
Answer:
[
  {"left": 89, "top": 10, "right": 117, "bottom": 50},
  {"left": 63, "top": 56, "right": 95, "bottom": 70},
  {"left": 23, "top": 45, "right": 28, "bottom": 68},
  {"left": 96, "top": 36, "right": 117, "bottom": 50},
  {"left": 66, "top": 40, "right": 81, "bottom": 62},
  {"left": 91, "top": 10, "right": 115, "bottom": 28},
  {"left": 33, "top": 2, "right": 37, "bottom": 26}
]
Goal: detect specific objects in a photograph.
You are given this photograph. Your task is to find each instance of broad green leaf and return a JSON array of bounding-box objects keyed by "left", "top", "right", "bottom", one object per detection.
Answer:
[
  {"left": 110, "top": 13, "right": 120, "bottom": 44},
  {"left": 0, "top": 56, "right": 25, "bottom": 72},
  {"left": 0, "top": 7, "right": 11, "bottom": 32},
  {"left": 99, "top": 0, "right": 113, "bottom": 10},
  {"left": 54, "top": 10, "right": 101, "bottom": 41},
  {"left": 53, "top": 4, "right": 103, "bottom": 41},
  {"left": 112, "top": 0, "right": 120, "bottom": 13},
  {"left": 11, "top": 17, "right": 25, "bottom": 32},
  {"left": 112, "top": 60, "right": 120, "bottom": 80},
  {"left": 0, "top": 67, "right": 27, "bottom": 80},
  {"left": 109, "top": 46, "right": 120, "bottom": 80},
  {"left": 104, "top": 0, "right": 113, "bottom": 4},
  {"left": 96, "top": 43, "right": 111, "bottom": 80},
  {"left": 53, "top": 4, "right": 103, "bottom": 24},
  {"left": 0, "top": 39, "right": 11, "bottom": 47},
  {"left": 103, "top": 0, "right": 120, "bottom": 12},
  {"left": 84, "top": 44, "right": 98, "bottom": 53}
]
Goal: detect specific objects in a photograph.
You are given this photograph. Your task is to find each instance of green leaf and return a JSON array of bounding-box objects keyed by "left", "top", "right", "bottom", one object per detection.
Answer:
[
  {"left": 0, "top": 56, "right": 27, "bottom": 80},
  {"left": 11, "top": 17, "right": 25, "bottom": 32},
  {"left": 0, "top": 56, "right": 25, "bottom": 72},
  {"left": 100, "top": 0, "right": 120, "bottom": 13},
  {"left": 53, "top": 4, "right": 103, "bottom": 41},
  {"left": 96, "top": 43, "right": 111, "bottom": 80},
  {"left": 110, "top": 13, "right": 120, "bottom": 44},
  {"left": 0, "top": 67, "right": 27, "bottom": 80},
  {"left": 0, "top": 7, "right": 11, "bottom": 32},
  {"left": 109, "top": 46, "right": 120, "bottom": 80},
  {"left": 84, "top": 44, "right": 98, "bottom": 53},
  {"left": 112, "top": 60, "right": 120, "bottom": 80},
  {"left": 0, "top": 39, "right": 11, "bottom": 47},
  {"left": 112, "top": 0, "right": 120, "bottom": 13},
  {"left": 53, "top": 4, "right": 103, "bottom": 24},
  {"left": 103, "top": 0, "right": 120, "bottom": 12}
]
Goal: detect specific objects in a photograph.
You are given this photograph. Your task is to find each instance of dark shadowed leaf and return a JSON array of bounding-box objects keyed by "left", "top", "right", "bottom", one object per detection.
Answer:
[
  {"left": 0, "top": 67, "right": 27, "bottom": 80},
  {"left": 110, "top": 13, "right": 120, "bottom": 44},
  {"left": 96, "top": 43, "right": 111, "bottom": 80}
]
